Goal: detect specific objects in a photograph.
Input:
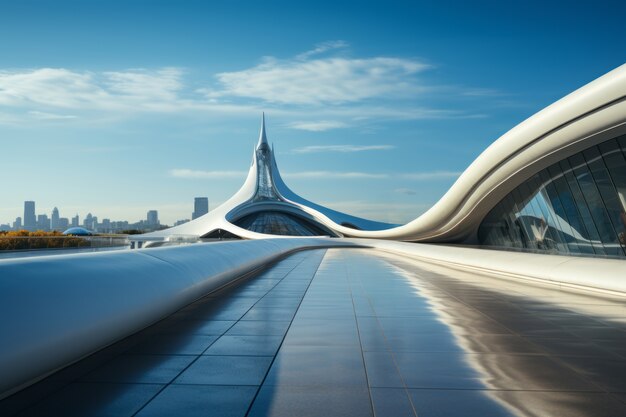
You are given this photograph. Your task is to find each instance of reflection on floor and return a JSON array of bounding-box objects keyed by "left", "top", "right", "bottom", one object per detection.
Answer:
[{"left": 2, "top": 248, "right": 626, "bottom": 416}]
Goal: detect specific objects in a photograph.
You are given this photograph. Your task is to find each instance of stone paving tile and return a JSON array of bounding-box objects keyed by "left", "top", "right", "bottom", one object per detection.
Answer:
[{"left": 135, "top": 385, "right": 257, "bottom": 417}]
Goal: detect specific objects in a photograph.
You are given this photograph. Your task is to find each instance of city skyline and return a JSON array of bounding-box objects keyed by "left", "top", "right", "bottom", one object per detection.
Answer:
[
  {"left": 1, "top": 1, "right": 625, "bottom": 226},
  {"left": 0, "top": 197, "right": 208, "bottom": 232}
]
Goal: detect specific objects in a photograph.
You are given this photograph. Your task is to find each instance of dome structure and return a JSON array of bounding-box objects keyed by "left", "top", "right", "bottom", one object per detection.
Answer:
[{"left": 62, "top": 227, "right": 94, "bottom": 236}]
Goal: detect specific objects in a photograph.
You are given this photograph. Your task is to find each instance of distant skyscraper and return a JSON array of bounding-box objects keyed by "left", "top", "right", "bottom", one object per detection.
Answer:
[
  {"left": 192, "top": 197, "right": 209, "bottom": 220},
  {"left": 84, "top": 213, "right": 94, "bottom": 230},
  {"left": 147, "top": 210, "right": 159, "bottom": 226},
  {"left": 23, "top": 201, "right": 36, "bottom": 231},
  {"left": 51, "top": 207, "right": 60, "bottom": 231},
  {"left": 58, "top": 218, "right": 69, "bottom": 230},
  {"left": 71, "top": 215, "right": 79, "bottom": 228},
  {"left": 13, "top": 217, "right": 22, "bottom": 230},
  {"left": 37, "top": 214, "right": 50, "bottom": 231}
]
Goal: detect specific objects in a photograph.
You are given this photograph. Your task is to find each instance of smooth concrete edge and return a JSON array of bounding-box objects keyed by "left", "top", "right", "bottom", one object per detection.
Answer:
[
  {"left": 0, "top": 238, "right": 357, "bottom": 400},
  {"left": 355, "top": 239, "right": 626, "bottom": 298}
]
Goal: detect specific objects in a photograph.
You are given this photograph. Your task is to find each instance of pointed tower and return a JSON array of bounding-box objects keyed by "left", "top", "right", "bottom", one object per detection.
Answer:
[
  {"left": 257, "top": 112, "right": 269, "bottom": 151},
  {"left": 252, "top": 113, "right": 280, "bottom": 201},
  {"left": 135, "top": 112, "right": 395, "bottom": 244}
]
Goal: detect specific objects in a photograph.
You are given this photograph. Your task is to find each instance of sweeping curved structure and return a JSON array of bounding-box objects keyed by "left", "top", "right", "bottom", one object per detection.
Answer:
[
  {"left": 139, "top": 64, "right": 626, "bottom": 257},
  {"left": 3, "top": 66, "right": 626, "bottom": 413},
  {"left": 139, "top": 114, "right": 398, "bottom": 244}
]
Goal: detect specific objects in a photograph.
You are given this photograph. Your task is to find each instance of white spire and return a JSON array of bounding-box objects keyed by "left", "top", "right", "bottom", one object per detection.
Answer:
[{"left": 257, "top": 112, "right": 269, "bottom": 149}]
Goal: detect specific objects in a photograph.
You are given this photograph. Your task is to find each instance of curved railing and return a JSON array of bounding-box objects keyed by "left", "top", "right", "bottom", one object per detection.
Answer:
[{"left": 0, "top": 238, "right": 358, "bottom": 400}]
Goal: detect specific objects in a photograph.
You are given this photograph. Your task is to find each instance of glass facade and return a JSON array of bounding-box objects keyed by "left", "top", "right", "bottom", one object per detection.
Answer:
[
  {"left": 234, "top": 211, "right": 338, "bottom": 237},
  {"left": 252, "top": 144, "right": 281, "bottom": 202},
  {"left": 478, "top": 134, "right": 626, "bottom": 258}
]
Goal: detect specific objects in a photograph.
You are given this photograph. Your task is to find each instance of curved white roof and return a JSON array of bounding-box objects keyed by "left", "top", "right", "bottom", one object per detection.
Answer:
[
  {"left": 140, "top": 64, "right": 626, "bottom": 243},
  {"left": 140, "top": 113, "right": 396, "bottom": 242}
]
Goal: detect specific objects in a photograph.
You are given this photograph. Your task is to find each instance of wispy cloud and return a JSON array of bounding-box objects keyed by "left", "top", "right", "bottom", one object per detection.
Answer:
[
  {"left": 204, "top": 46, "right": 431, "bottom": 105},
  {"left": 295, "top": 40, "right": 349, "bottom": 60},
  {"left": 169, "top": 168, "right": 461, "bottom": 181},
  {"left": 399, "top": 171, "right": 461, "bottom": 180},
  {"left": 287, "top": 120, "right": 349, "bottom": 131},
  {"left": 0, "top": 68, "right": 187, "bottom": 112},
  {"left": 292, "top": 144, "right": 395, "bottom": 154},
  {"left": 28, "top": 110, "right": 78, "bottom": 120},
  {"left": 394, "top": 188, "right": 417, "bottom": 195},
  {"left": 461, "top": 87, "right": 502, "bottom": 97},
  {"left": 284, "top": 171, "right": 388, "bottom": 179},
  {"left": 104, "top": 67, "right": 183, "bottom": 101},
  {"left": 169, "top": 169, "right": 247, "bottom": 179},
  {"left": 0, "top": 43, "right": 494, "bottom": 125}
]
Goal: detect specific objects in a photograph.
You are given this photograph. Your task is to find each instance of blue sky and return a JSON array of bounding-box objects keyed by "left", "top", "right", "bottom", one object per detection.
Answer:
[{"left": 1, "top": 0, "right": 625, "bottom": 225}]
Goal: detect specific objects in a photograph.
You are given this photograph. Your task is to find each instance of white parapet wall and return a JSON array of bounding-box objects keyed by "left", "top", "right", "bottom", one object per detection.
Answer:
[
  {"left": 360, "top": 239, "right": 626, "bottom": 297},
  {"left": 0, "top": 238, "right": 357, "bottom": 400}
]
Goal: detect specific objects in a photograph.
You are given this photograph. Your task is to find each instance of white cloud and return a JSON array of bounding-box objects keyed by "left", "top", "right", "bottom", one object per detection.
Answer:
[
  {"left": 284, "top": 171, "right": 388, "bottom": 179},
  {"left": 0, "top": 44, "right": 492, "bottom": 124},
  {"left": 0, "top": 67, "right": 188, "bottom": 113},
  {"left": 169, "top": 169, "right": 247, "bottom": 179},
  {"left": 295, "top": 40, "right": 349, "bottom": 60},
  {"left": 0, "top": 68, "right": 105, "bottom": 108},
  {"left": 104, "top": 67, "right": 184, "bottom": 102},
  {"left": 287, "top": 120, "right": 349, "bottom": 131},
  {"left": 208, "top": 55, "right": 431, "bottom": 105},
  {"left": 28, "top": 111, "right": 78, "bottom": 120},
  {"left": 292, "top": 144, "right": 395, "bottom": 153},
  {"left": 399, "top": 171, "right": 461, "bottom": 180},
  {"left": 394, "top": 188, "right": 417, "bottom": 195}
]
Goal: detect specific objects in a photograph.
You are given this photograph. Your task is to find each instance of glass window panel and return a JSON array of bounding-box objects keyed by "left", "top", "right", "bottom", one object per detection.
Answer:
[
  {"left": 561, "top": 158, "right": 607, "bottom": 255},
  {"left": 547, "top": 164, "right": 595, "bottom": 254},
  {"left": 617, "top": 134, "right": 626, "bottom": 155},
  {"left": 478, "top": 134, "right": 626, "bottom": 258},
  {"left": 526, "top": 174, "right": 559, "bottom": 252},
  {"left": 539, "top": 169, "right": 576, "bottom": 254},
  {"left": 572, "top": 152, "right": 622, "bottom": 257},
  {"left": 510, "top": 185, "right": 538, "bottom": 249},
  {"left": 599, "top": 140, "right": 626, "bottom": 250}
]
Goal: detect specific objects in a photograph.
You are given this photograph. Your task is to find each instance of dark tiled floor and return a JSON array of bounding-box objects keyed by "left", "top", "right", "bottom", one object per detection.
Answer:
[{"left": 2, "top": 248, "right": 626, "bottom": 417}]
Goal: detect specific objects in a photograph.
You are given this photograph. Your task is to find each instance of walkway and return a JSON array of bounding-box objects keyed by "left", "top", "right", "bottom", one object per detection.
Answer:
[{"left": 2, "top": 248, "right": 626, "bottom": 416}]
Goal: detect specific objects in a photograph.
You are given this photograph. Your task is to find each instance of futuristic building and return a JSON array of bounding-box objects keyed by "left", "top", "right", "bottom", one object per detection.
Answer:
[
  {"left": 135, "top": 113, "right": 396, "bottom": 246},
  {"left": 2, "top": 65, "right": 626, "bottom": 416},
  {"left": 138, "top": 64, "right": 626, "bottom": 260}
]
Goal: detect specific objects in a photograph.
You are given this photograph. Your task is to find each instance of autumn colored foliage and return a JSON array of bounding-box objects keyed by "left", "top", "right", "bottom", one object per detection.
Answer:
[{"left": 0, "top": 230, "right": 89, "bottom": 250}]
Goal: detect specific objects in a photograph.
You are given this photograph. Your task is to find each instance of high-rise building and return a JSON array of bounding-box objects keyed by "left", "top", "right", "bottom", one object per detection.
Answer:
[
  {"left": 51, "top": 207, "right": 60, "bottom": 231},
  {"left": 71, "top": 215, "right": 79, "bottom": 228},
  {"left": 58, "top": 218, "right": 69, "bottom": 231},
  {"left": 192, "top": 197, "right": 209, "bottom": 220},
  {"left": 23, "top": 201, "right": 36, "bottom": 231},
  {"left": 84, "top": 213, "right": 94, "bottom": 230},
  {"left": 13, "top": 217, "right": 22, "bottom": 230},
  {"left": 147, "top": 210, "right": 159, "bottom": 226},
  {"left": 37, "top": 214, "right": 50, "bottom": 231}
]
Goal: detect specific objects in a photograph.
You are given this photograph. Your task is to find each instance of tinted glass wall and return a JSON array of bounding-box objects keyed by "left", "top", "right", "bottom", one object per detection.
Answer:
[
  {"left": 234, "top": 211, "right": 338, "bottom": 237},
  {"left": 478, "top": 134, "right": 626, "bottom": 258}
]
